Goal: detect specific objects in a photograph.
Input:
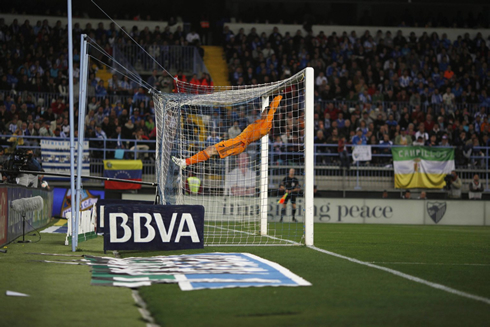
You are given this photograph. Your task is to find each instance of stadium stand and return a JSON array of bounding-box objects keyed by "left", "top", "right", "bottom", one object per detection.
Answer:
[{"left": 0, "top": 12, "right": 489, "bottom": 193}]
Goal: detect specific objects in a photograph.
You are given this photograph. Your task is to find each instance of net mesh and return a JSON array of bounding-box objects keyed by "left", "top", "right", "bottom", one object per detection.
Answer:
[{"left": 153, "top": 69, "right": 309, "bottom": 246}]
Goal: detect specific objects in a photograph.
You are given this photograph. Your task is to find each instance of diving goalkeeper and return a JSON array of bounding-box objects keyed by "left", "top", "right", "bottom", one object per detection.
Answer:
[{"left": 172, "top": 95, "right": 283, "bottom": 169}]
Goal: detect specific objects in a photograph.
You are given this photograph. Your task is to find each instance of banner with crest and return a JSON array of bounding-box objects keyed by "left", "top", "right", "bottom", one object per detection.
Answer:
[{"left": 391, "top": 146, "right": 455, "bottom": 189}]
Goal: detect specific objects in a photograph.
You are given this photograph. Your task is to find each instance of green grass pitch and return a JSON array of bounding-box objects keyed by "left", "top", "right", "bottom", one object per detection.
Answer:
[{"left": 1, "top": 221, "right": 489, "bottom": 326}]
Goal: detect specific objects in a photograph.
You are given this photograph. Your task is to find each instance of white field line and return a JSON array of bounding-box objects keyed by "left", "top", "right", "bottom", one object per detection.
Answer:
[
  {"left": 369, "top": 262, "right": 490, "bottom": 266},
  {"left": 113, "top": 251, "right": 160, "bottom": 327},
  {"left": 309, "top": 246, "right": 490, "bottom": 306}
]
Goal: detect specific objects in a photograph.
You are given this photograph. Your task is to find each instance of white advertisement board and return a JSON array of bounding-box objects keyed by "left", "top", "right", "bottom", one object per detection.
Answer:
[{"left": 122, "top": 194, "right": 488, "bottom": 226}]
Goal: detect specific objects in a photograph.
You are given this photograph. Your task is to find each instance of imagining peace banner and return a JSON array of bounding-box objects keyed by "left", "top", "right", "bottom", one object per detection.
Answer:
[{"left": 391, "top": 146, "right": 455, "bottom": 189}]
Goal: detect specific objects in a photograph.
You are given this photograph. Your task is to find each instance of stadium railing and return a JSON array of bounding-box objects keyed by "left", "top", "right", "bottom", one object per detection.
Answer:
[{"left": 1, "top": 135, "right": 488, "bottom": 192}]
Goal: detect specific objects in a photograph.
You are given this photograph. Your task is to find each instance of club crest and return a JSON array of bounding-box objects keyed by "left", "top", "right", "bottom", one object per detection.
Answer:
[{"left": 426, "top": 202, "right": 447, "bottom": 224}]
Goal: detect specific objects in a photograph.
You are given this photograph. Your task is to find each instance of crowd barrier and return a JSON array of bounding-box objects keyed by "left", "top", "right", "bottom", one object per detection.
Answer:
[
  {"left": 0, "top": 183, "right": 53, "bottom": 248},
  {"left": 2, "top": 134, "right": 489, "bottom": 191}
]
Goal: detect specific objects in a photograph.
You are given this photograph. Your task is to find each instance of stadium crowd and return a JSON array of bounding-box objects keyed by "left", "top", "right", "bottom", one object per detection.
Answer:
[
  {"left": 0, "top": 15, "right": 490, "bottom": 167},
  {"left": 222, "top": 25, "right": 490, "bottom": 166}
]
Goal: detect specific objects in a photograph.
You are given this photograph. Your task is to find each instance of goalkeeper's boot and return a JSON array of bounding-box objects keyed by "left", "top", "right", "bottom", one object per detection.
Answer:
[
  {"left": 172, "top": 156, "right": 187, "bottom": 169},
  {"left": 292, "top": 217, "right": 298, "bottom": 223}
]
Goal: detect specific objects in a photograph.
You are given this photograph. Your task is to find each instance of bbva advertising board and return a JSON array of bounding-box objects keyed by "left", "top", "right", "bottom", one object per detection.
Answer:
[
  {"left": 103, "top": 204, "right": 204, "bottom": 251},
  {"left": 97, "top": 199, "right": 154, "bottom": 233}
]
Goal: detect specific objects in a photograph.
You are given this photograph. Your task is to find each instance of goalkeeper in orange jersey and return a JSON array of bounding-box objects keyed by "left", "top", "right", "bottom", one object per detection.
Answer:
[{"left": 172, "top": 95, "right": 283, "bottom": 169}]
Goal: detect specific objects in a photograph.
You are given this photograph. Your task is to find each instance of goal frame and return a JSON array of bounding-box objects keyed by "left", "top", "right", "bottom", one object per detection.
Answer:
[{"left": 154, "top": 67, "right": 315, "bottom": 246}]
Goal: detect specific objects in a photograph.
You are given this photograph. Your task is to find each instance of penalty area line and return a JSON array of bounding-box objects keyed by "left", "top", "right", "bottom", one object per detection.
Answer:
[{"left": 308, "top": 245, "right": 490, "bottom": 306}]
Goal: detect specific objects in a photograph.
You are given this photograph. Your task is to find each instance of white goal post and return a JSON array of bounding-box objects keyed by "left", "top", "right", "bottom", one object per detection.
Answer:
[{"left": 153, "top": 67, "right": 314, "bottom": 246}]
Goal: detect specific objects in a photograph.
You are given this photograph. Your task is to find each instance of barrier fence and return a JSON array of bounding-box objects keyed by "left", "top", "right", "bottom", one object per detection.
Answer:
[{"left": 1, "top": 135, "right": 488, "bottom": 192}]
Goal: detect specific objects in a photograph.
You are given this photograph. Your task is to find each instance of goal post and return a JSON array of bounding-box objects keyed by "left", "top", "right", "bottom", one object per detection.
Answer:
[
  {"left": 260, "top": 95, "right": 270, "bottom": 237},
  {"left": 153, "top": 67, "right": 314, "bottom": 246},
  {"left": 304, "top": 67, "right": 314, "bottom": 246}
]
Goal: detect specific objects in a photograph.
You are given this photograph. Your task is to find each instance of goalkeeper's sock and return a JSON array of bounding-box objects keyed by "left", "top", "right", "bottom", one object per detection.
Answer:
[
  {"left": 186, "top": 150, "right": 210, "bottom": 166},
  {"left": 292, "top": 209, "right": 297, "bottom": 222}
]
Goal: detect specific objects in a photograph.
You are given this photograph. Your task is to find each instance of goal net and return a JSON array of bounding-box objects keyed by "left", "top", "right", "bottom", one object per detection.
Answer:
[{"left": 153, "top": 68, "right": 314, "bottom": 246}]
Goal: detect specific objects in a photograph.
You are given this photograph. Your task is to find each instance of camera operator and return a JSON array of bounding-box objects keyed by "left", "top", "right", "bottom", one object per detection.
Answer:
[
  {"left": 17, "top": 149, "right": 43, "bottom": 187},
  {"left": 468, "top": 174, "right": 484, "bottom": 200},
  {"left": 446, "top": 170, "right": 462, "bottom": 199}
]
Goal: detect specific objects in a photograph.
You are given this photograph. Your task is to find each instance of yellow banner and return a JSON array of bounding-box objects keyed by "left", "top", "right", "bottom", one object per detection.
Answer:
[
  {"left": 103, "top": 160, "right": 143, "bottom": 170},
  {"left": 394, "top": 173, "right": 447, "bottom": 189}
]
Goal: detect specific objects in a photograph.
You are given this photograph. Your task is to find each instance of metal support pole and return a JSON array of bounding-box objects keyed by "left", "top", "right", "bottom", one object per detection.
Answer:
[
  {"left": 354, "top": 160, "right": 361, "bottom": 190},
  {"left": 75, "top": 34, "right": 89, "bottom": 249},
  {"left": 67, "top": 0, "right": 77, "bottom": 251}
]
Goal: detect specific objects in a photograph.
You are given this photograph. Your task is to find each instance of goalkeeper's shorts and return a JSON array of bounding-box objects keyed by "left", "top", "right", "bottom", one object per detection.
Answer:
[
  {"left": 215, "top": 139, "right": 247, "bottom": 158},
  {"left": 214, "top": 120, "right": 271, "bottom": 158}
]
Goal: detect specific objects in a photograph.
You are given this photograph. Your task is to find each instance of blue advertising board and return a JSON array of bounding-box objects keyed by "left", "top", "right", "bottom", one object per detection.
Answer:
[{"left": 103, "top": 204, "right": 204, "bottom": 251}]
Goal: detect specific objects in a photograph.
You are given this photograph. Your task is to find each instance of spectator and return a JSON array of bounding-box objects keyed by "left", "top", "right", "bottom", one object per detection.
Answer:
[
  {"left": 206, "top": 130, "right": 221, "bottom": 147},
  {"left": 228, "top": 121, "right": 241, "bottom": 140},
  {"left": 39, "top": 120, "right": 54, "bottom": 137},
  {"left": 415, "top": 124, "right": 429, "bottom": 143},
  {"left": 51, "top": 97, "right": 66, "bottom": 116},
  {"left": 413, "top": 136, "right": 425, "bottom": 146},
  {"left": 95, "top": 80, "right": 107, "bottom": 98},
  {"left": 184, "top": 171, "right": 203, "bottom": 195},
  {"left": 315, "top": 129, "right": 328, "bottom": 155},
  {"left": 442, "top": 87, "right": 456, "bottom": 110},
  {"left": 468, "top": 174, "right": 484, "bottom": 199},
  {"left": 95, "top": 124, "right": 107, "bottom": 140},
  {"left": 186, "top": 29, "right": 201, "bottom": 45},
  {"left": 224, "top": 152, "right": 255, "bottom": 196},
  {"left": 447, "top": 170, "right": 462, "bottom": 199},
  {"left": 315, "top": 72, "right": 328, "bottom": 87},
  {"left": 379, "top": 134, "right": 393, "bottom": 162},
  {"left": 440, "top": 134, "right": 451, "bottom": 146},
  {"left": 352, "top": 127, "right": 367, "bottom": 145},
  {"left": 338, "top": 136, "right": 350, "bottom": 169}
]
